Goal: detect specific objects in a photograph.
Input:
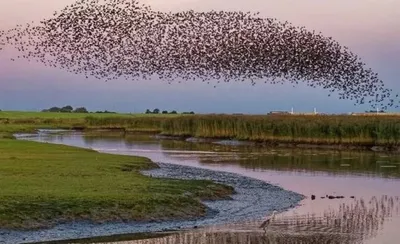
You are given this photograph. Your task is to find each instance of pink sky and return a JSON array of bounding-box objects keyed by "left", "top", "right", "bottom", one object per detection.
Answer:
[
  {"left": 0, "top": 0, "right": 399, "bottom": 113},
  {"left": 1, "top": 0, "right": 398, "bottom": 36},
  {"left": 1, "top": 0, "right": 399, "bottom": 61}
]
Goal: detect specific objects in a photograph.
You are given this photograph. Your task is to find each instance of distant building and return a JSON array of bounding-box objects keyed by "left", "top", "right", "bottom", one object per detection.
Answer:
[{"left": 268, "top": 111, "right": 290, "bottom": 115}]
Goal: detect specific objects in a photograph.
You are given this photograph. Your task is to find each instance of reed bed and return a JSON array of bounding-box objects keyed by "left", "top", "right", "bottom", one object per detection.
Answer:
[
  {"left": 84, "top": 116, "right": 166, "bottom": 132},
  {"left": 161, "top": 115, "right": 400, "bottom": 146},
  {"left": 3, "top": 113, "right": 400, "bottom": 147}
]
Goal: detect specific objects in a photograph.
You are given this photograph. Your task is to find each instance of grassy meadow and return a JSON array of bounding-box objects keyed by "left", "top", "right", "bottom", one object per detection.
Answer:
[
  {"left": 0, "top": 111, "right": 233, "bottom": 229},
  {"left": 0, "top": 139, "right": 233, "bottom": 229}
]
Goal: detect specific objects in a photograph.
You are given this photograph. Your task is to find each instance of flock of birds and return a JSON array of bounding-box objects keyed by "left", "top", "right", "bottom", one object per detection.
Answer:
[{"left": 0, "top": 0, "right": 399, "bottom": 109}]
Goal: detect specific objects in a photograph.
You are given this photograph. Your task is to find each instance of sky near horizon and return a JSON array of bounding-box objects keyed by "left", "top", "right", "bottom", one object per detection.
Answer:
[{"left": 0, "top": 0, "right": 399, "bottom": 114}]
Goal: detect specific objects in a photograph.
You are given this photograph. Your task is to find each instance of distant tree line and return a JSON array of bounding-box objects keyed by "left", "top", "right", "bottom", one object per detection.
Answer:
[
  {"left": 145, "top": 108, "right": 195, "bottom": 114},
  {"left": 93, "top": 110, "right": 117, "bottom": 114},
  {"left": 41, "top": 105, "right": 116, "bottom": 114}
]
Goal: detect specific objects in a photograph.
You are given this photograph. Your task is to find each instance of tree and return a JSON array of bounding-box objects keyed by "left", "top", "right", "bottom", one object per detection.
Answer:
[
  {"left": 170, "top": 110, "right": 177, "bottom": 114},
  {"left": 162, "top": 110, "right": 168, "bottom": 114},
  {"left": 48, "top": 107, "right": 61, "bottom": 112},
  {"left": 95, "top": 110, "right": 116, "bottom": 114},
  {"left": 73, "top": 107, "right": 88, "bottom": 113},
  {"left": 145, "top": 109, "right": 151, "bottom": 114},
  {"left": 153, "top": 108, "right": 160, "bottom": 114},
  {"left": 60, "top": 105, "right": 73, "bottom": 113}
]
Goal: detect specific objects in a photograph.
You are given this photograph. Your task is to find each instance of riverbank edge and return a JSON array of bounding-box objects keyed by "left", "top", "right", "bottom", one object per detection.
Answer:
[
  {"left": 3, "top": 112, "right": 400, "bottom": 152},
  {"left": 80, "top": 128, "right": 400, "bottom": 153}
]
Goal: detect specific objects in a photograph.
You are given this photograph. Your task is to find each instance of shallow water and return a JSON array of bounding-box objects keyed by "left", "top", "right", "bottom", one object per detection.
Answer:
[{"left": 17, "top": 132, "right": 400, "bottom": 244}]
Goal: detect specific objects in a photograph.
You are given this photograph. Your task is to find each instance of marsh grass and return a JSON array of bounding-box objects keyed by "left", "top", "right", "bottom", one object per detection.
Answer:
[
  {"left": 161, "top": 115, "right": 400, "bottom": 146},
  {"left": 2, "top": 111, "right": 400, "bottom": 147},
  {"left": 84, "top": 116, "right": 167, "bottom": 133},
  {"left": 81, "top": 114, "right": 400, "bottom": 147},
  {"left": 0, "top": 139, "right": 233, "bottom": 230},
  {"left": 0, "top": 111, "right": 181, "bottom": 135}
]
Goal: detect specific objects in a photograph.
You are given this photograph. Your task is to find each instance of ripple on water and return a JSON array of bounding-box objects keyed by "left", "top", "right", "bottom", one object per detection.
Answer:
[{"left": 42, "top": 195, "right": 400, "bottom": 244}]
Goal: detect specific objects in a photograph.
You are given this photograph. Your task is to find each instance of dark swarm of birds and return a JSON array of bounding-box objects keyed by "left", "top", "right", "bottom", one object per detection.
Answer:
[{"left": 0, "top": 0, "right": 399, "bottom": 110}]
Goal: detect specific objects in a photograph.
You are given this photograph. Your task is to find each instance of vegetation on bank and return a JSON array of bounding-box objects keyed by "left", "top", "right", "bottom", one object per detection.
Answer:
[
  {"left": 0, "top": 111, "right": 176, "bottom": 138},
  {"left": 0, "top": 139, "right": 234, "bottom": 230},
  {"left": 0, "top": 111, "right": 233, "bottom": 230},
  {"left": 2, "top": 111, "right": 400, "bottom": 147},
  {"left": 83, "top": 114, "right": 400, "bottom": 147},
  {"left": 161, "top": 115, "right": 400, "bottom": 146}
]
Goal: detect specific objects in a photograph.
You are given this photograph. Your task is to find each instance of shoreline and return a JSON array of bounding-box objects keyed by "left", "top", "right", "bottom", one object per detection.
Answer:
[
  {"left": 1, "top": 161, "right": 304, "bottom": 244},
  {"left": 3, "top": 112, "right": 400, "bottom": 152},
  {"left": 81, "top": 129, "right": 400, "bottom": 153}
]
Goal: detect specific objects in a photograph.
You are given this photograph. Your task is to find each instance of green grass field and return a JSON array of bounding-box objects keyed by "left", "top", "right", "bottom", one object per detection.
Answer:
[
  {"left": 0, "top": 139, "right": 233, "bottom": 230},
  {"left": 0, "top": 111, "right": 233, "bottom": 230},
  {"left": 0, "top": 111, "right": 184, "bottom": 138}
]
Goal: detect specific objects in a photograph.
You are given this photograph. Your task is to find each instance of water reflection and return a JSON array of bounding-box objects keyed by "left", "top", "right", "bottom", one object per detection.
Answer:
[
  {"left": 79, "top": 134, "right": 400, "bottom": 178},
  {"left": 82, "top": 133, "right": 400, "bottom": 178},
  {"left": 69, "top": 196, "right": 399, "bottom": 244},
  {"left": 17, "top": 132, "right": 400, "bottom": 244},
  {"left": 156, "top": 140, "right": 400, "bottom": 178}
]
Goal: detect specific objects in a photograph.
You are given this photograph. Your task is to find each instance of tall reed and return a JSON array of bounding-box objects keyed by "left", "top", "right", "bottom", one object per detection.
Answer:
[
  {"left": 161, "top": 115, "right": 400, "bottom": 146},
  {"left": 5, "top": 114, "right": 400, "bottom": 146},
  {"left": 84, "top": 116, "right": 165, "bottom": 132}
]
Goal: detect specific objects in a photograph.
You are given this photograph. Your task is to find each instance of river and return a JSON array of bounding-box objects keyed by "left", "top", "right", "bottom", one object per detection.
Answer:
[{"left": 15, "top": 130, "right": 400, "bottom": 244}]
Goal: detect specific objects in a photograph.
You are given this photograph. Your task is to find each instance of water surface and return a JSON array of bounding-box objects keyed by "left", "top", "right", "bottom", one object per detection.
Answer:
[{"left": 18, "top": 131, "right": 400, "bottom": 244}]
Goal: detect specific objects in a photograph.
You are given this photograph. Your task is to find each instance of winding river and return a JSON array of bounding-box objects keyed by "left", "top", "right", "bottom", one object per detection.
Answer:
[{"left": 12, "top": 130, "right": 400, "bottom": 244}]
